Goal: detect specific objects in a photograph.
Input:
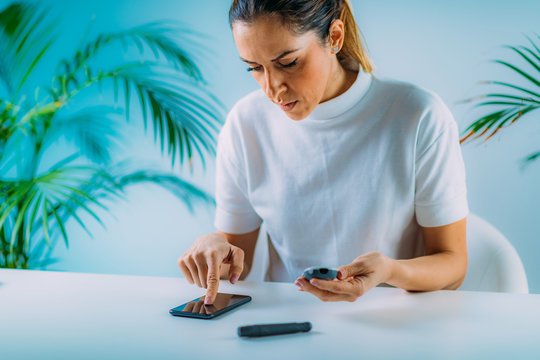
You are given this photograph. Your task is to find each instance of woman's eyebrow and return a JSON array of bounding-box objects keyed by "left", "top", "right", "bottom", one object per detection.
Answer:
[
  {"left": 240, "top": 48, "right": 301, "bottom": 64},
  {"left": 270, "top": 48, "right": 300, "bottom": 62}
]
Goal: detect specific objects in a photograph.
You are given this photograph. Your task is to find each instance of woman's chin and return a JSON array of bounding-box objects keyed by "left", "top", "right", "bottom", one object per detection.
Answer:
[
  {"left": 282, "top": 106, "right": 311, "bottom": 121},
  {"left": 286, "top": 113, "right": 306, "bottom": 121}
]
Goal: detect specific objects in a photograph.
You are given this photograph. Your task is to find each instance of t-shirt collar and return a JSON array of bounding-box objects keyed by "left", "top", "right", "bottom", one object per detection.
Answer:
[{"left": 305, "top": 69, "right": 372, "bottom": 122}]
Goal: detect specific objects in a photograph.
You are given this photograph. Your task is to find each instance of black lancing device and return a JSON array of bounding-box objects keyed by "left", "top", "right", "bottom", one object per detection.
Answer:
[{"left": 238, "top": 322, "right": 312, "bottom": 337}]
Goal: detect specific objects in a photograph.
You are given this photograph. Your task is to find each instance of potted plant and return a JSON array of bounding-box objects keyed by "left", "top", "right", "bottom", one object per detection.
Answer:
[{"left": 0, "top": 3, "right": 223, "bottom": 269}]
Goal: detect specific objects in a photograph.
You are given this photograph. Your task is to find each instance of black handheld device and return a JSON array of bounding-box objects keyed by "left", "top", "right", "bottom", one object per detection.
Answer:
[
  {"left": 302, "top": 266, "right": 339, "bottom": 281},
  {"left": 169, "top": 293, "right": 251, "bottom": 319}
]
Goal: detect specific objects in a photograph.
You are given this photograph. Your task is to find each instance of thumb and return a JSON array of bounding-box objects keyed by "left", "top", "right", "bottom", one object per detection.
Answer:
[
  {"left": 338, "top": 262, "right": 363, "bottom": 280},
  {"left": 227, "top": 246, "right": 244, "bottom": 284}
]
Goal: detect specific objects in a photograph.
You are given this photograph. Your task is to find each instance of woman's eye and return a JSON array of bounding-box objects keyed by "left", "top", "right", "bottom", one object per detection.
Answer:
[
  {"left": 279, "top": 59, "right": 298, "bottom": 68},
  {"left": 246, "top": 59, "right": 297, "bottom": 72},
  {"left": 246, "top": 65, "right": 263, "bottom": 72}
]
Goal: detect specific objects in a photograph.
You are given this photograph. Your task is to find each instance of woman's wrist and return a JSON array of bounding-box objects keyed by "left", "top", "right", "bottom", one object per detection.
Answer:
[{"left": 380, "top": 253, "right": 398, "bottom": 286}]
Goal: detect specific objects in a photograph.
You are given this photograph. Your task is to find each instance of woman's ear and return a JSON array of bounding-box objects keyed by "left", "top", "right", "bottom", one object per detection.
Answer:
[{"left": 328, "top": 19, "right": 345, "bottom": 54}]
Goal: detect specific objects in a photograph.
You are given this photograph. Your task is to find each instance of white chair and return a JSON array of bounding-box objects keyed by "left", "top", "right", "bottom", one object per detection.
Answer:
[
  {"left": 247, "top": 214, "right": 529, "bottom": 294},
  {"left": 460, "top": 213, "right": 529, "bottom": 293}
]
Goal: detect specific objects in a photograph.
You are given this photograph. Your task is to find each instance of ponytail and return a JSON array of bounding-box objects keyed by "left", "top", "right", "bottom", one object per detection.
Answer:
[{"left": 338, "top": 0, "right": 373, "bottom": 73}]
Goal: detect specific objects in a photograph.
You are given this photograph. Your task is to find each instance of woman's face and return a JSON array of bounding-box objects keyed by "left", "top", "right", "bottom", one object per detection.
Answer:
[{"left": 232, "top": 15, "right": 340, "bottom": 121}]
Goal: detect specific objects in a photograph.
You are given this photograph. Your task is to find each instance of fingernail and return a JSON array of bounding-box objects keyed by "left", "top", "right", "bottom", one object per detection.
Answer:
[
  {"left": 230, "top": 274, "right": 239, "bottom": 284},
  {"left": 204, "top": 296, "right": 212, "bottom": 305},
  {"left": 337, "top": 271, "right": 343, "bottom": 279},
  {"left": 310, "top": 279, "right": 318, "bottom": 286}
]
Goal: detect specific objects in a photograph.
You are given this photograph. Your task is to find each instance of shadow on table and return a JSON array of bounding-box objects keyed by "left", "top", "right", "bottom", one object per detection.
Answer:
[
  {"left": 336, "top": 293, "right": 467, "bottom": 330},
  {"left": 216, "top": 330, "right": 324, "bottom": 342}
]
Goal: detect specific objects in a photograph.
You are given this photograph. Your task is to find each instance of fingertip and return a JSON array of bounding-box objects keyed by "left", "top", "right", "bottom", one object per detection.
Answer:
[
  {"left": 205, "top": 284, "right": 218, "bottom": 302},
  {"left": 204, "top": 289, "right": 217, "bottom": 305},
  {"left": 229, "top": 274, "right": 239, "bottom": 284}
]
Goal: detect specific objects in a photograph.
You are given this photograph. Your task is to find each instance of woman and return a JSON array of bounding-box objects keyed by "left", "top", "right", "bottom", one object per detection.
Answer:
[{"left": 178, "top": 0, "right": 468, "bottom": 305}]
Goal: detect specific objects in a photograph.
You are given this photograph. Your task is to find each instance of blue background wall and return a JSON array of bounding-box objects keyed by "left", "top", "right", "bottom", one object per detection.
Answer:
[{"left": 2, "top": 0, "right": 539, "bottom": 292}]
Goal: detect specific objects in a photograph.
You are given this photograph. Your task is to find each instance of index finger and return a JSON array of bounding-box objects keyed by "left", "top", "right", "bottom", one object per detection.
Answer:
[
  {"left": 204, "top": 255, "right": 220, "bottom": 305},
  {"left": 309, "top": 278, "right": 357, "bottom": 295}
]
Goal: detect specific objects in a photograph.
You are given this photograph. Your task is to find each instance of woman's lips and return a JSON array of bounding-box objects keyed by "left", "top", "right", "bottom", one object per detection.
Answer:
[{"left": 279, "top": 101, "right": 298, "bottom": 112}]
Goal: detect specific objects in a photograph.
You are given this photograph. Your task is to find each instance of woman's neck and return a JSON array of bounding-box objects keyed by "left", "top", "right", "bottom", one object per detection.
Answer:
[{"left": 320, "top": 59, "right": 358, "bottom": 103}]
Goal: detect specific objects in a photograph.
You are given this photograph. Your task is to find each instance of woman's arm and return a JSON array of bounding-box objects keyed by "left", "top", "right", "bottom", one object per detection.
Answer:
[
  {"left": 386, "top": 217, "right": 467, "bottom": 291},
  {"left": 295, "top": 217, "right": 467, "bottom": 301}
]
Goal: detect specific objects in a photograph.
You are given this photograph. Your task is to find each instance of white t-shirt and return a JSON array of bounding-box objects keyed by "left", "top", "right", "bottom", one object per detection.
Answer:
[{"left": 214, "top": 70, "right": 469, "bottom": 282}]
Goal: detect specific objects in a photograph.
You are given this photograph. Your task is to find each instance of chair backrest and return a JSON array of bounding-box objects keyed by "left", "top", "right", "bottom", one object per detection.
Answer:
[{"left": 460, "top": 213, "right": 529, "bottom": 293}]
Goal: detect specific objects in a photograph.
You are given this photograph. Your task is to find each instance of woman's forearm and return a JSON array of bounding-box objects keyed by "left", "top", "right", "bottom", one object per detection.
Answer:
[{"left": 385, "top": 251, "right": 467, "bottom": 291}]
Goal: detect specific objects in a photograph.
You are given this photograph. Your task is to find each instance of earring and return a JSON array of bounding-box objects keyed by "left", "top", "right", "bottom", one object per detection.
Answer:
[{"left": 332, "top": 46, "right": 339, "bottom": 54}]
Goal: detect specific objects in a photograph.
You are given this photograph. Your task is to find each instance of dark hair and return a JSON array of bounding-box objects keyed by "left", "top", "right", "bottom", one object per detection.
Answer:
[{"left": 229, "top": 0, "right": 373, "bottom": 73}]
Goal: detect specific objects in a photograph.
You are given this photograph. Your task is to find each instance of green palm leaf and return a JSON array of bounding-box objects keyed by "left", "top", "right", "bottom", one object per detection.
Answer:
[
  {"left": 45, "top": 61, "right": 224, "bottom": 169},
  {"left": 0, "top": 32, "right": 13, "bottom": 94},
  {"left": 50, "top": 21, "right": 208, "bottom": 101},
  {"left": 0, "top": 2, "right": 57, "bottom": 95},
  {"left": 461, "top": 34, "right": 540, "bottom": 167},
  {"left": 44, "top": 106, "right": 123, "bottom": 165},
  {"left": 1, "top": 155, "right": 214, "bottom": 268},
  {"left": 1, "top": 2, "right": 222, "bottom": 270},
  {"left": 120, "top": 21, "right": 206, "bottom": 81},
  {"left": 21, "top": 21, "right": 225, "bottom": 171},
  {"left": 110, "top": 166, "right": 216, "bottom": 213},
  {"left": 114, "top": 64, "right": 222, "bottom": 169},
  {"left": 521, "top": 151, "right": 540, "bottom": 171}
]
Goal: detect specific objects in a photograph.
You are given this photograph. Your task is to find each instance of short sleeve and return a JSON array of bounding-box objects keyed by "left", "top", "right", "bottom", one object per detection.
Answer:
[
  {"left": 214, "top": 122, "right": 262, "bottom": 234},
  {"left": 414, "top": 101, "right": 469, "bottom": 227}
]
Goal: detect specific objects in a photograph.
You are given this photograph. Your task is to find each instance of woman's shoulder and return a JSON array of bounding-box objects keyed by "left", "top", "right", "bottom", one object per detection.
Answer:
[
  {"left": 371, "top": 76, "right": 448, "bottom": 111},
  {"left": 371, "top": 76, "right": 455, "bottom": 131}
]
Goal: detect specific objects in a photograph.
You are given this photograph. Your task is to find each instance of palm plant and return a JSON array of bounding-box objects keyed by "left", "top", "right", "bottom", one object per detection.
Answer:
[
  {"left": 0, "top": 3, "right": 223, "bottom": 269},
  {"left": 460, "top": 34, "right": 540, "bottom": 167}
]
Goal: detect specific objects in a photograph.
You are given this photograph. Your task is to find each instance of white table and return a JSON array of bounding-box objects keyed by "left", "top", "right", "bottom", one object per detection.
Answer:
[{"left": 1, "top": 269, "right": 539, "bottom": 360}]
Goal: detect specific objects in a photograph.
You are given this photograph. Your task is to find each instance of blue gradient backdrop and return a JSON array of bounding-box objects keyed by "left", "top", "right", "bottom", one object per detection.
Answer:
[{"left": 2, "top": 0, "right": 539, "bottom": 292}]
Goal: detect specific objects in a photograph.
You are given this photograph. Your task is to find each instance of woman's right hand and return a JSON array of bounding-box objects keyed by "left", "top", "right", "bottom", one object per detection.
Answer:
[{"left": 177, "top": 232, "right": 245, "bottom": 305}]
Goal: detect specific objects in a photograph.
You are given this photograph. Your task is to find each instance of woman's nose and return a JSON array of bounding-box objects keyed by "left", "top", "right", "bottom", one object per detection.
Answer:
[{"left": 263, "top": 69, "right": 286, "bottom": 103}]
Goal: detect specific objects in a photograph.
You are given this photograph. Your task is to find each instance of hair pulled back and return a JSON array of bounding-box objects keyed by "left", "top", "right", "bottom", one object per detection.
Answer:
[{"left": 229, "top": 0, "right": 373, "bottom": 73}]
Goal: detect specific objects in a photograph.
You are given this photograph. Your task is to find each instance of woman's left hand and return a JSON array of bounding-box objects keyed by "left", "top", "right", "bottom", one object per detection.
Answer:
[{"left": 294, "top": 252, "right": 394, "bottom": 302}]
